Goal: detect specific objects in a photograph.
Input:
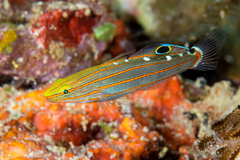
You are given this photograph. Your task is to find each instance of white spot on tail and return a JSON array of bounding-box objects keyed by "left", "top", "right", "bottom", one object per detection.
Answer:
[
  {"left": 166, "top": 55, "right": 172, "bottom": 61},
  {"left": 143, "top": 57, "right": 151, "bottom": 61},
  {"left": 179, "top": 53, "right": 183, "bottom": 57},
  {"left": 124, "top": 59, "right": 129, "bottom": 62},
  {"left": 113, "top": 62, "right": 118, "bottom": 65}
]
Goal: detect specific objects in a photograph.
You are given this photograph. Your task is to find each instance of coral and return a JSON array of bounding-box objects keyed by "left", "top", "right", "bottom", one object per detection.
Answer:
[
  {"left": 0, "top": 1, "right": 132, "bottom": 85},
  {"left": 31, "top": 9, "right": 100, "bottom": 48},
  {"left": 178, "top": 80, "right": 240, "bottom": 159},
  {"left": 1, "top": 74, "right": 240, "bottom": 159},
  {"left": 0, "top": 76, "right": 194, "bottom": 159},
  {"left": 130, "top": 76, "right": 196, "bottom": 150},
  {"left": 198, "top": 105, "right": 240, "bottom": 160},
  {"left": 0, "top": 78, "right": 166, "bottom": 159},
  {"left": 85, "top": 117, "right": 161, "bottom": 160}
]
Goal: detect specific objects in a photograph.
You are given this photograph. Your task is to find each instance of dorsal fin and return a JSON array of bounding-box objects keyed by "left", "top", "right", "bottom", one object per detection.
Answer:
[
  {"left": 104, "top": 43, "right": 162, "bottom": 64},
  {"left": 102, "top": 50, "right": 136, "bottom": 64}
]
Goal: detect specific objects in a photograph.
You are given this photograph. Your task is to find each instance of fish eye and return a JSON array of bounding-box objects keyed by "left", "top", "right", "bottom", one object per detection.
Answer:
[
  {"left": 60, "top": 84, "right": 72, "bottom": 95},
  {"left": 63, "top": 89, "right": 69, "bottom": 94},
  {"left": 188, "top": 48, "right": 196, "bottom": 54},
  {"left": 155, "top": 46, "right": 171, "bottom": 54}
]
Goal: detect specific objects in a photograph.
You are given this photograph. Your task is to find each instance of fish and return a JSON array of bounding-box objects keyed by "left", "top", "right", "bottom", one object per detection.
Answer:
[{"left": 44, "top": 30, "right": 227, "bottom": 103}]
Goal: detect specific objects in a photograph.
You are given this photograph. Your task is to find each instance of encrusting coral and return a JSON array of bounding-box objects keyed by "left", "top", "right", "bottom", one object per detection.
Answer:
[
  {"left": 0, "top": 0, "right": 133, "bottom": 85},
  {"left": 1, "top": 72, "right": 240, "bottom": 159}
]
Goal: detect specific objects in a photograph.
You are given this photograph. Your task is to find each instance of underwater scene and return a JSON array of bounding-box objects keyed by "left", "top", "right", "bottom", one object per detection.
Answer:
[{"left": 0, "top": 0, "right": 240, "bottom": 159}]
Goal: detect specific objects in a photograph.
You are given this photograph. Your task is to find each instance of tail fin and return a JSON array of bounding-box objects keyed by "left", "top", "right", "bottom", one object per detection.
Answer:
[{"left": 190, "top": 30, "right": 227, "bottom": 71}]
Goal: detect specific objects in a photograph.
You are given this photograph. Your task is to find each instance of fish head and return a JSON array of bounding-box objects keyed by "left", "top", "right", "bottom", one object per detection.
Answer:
[{"left": 43, "top": 78, "right": 73, "bottom": 103}]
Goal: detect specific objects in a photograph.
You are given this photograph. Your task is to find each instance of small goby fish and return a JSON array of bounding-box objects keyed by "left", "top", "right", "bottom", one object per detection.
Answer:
[{"left": 44, "top": 30, "right": 226, "bottom": 103}]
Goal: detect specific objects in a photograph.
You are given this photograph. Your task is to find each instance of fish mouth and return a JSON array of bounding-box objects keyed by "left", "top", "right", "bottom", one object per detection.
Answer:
[
  {"left": 43, "top": 92, "right": 58, "bottom": 102},
  {"left": 43, "top": 91, "right": 50, "bottom": 98},
  {"left": 45, "top": 97, "right": 57, "bottom": 103},
  {"left": 46, "top": 98, "right": 53, "bottom": 102}
]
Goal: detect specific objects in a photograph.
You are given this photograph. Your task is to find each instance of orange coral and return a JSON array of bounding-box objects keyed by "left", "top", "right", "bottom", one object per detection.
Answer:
[
  {"left": 131, "top": 76, "right": 192, "bottom": 120},
  {"left": 86, "top": 117, "right": 161, "bottom": 160},
  {"left": 117, "top": 117, "right": 160, "bottom": 159},
  {"left": 34, "top": 105, "right": 94, "bottom": 145},
  {"left": 88, "top": 141, "right": 120, "bottom": 160},
  {"left": 0, "top": 129, "right": 48, "bottom": 160},
  {"left": 0, "top": 76, "right": 199, "bottom": 159},
  {"left": 130, "top": 76, "right": 195, "bottom": 150}
]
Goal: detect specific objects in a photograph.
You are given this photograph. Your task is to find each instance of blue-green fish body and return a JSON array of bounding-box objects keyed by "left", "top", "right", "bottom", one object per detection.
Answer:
[{"left": 44, "top": 30, "right": 226, "bottom": 103}]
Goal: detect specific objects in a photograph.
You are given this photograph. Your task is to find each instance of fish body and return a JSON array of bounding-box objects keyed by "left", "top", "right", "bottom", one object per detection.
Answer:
[{"left": 44, "top": 30, "right": 226, "bottom": 103}]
